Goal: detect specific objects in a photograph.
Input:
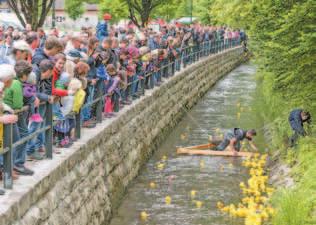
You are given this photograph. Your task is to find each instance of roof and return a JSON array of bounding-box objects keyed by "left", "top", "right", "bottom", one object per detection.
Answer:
[{"left": 55, "top": 0, "right": 98, "bottom": 11}]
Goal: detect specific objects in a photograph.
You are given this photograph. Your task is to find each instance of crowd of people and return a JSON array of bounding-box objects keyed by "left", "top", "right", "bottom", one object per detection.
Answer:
[{"left": 0, "top": 15, "right": 245, "bottom": 193}]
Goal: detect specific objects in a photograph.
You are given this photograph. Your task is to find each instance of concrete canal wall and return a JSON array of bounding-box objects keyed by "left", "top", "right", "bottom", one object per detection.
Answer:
[{"left": 0, "top": 47, "right": 244, "bottom": 225}]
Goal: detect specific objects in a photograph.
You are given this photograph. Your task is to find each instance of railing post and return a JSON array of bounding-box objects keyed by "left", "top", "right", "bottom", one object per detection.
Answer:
[
  {"left": 75, "top": 111, "right": 81, "bottom": 139},
  {"left": 45, "top": 103, "right": 53, "bottom": 159},
  {"left": 3, "top": 123, "right": 13, "bottom": 189},
  {"left": 96, "top": 98, "right": 103, "bottom": 123}
]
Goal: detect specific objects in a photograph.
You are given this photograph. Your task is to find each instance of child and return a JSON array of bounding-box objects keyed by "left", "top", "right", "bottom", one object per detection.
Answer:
[
  {"left": 52, "top": 53, "right": 74, "bottom": 97},
  {"left": 53, "top": 72, "right": 72, "bottom": 148},
  {"left": 23, "top": 71, "right": 43, "bottom": 123},
  {"left": 104, "top": 64, "right": 120, "bottom": 118}
]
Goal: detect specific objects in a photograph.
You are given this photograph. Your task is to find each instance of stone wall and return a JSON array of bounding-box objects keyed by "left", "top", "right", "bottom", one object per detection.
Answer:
[{"left": 0, "top": 47, "right": 244, "bottom": 225}]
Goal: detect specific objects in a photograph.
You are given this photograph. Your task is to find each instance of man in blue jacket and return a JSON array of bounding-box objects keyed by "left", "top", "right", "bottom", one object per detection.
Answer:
[{"left": 288, "top": 109, "right": 311, "bottom": 147}]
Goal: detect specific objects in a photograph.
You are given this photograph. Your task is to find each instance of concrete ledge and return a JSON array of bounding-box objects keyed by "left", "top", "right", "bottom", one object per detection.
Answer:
[{"left": 0, "top": 47, "right": 244, "bottom": 225}]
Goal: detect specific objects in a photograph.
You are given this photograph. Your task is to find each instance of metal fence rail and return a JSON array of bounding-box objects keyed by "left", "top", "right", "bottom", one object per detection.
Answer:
[{"left": 0, "top": 38, "right": 241, "bottom": 189}]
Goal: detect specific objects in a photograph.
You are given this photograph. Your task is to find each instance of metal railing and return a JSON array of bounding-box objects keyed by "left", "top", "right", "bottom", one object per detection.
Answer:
[{"left": 0, "top": 38, "right": 241, "bottom": 189}]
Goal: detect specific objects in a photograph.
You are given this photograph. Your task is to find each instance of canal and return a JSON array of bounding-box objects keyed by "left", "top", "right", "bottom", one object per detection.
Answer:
[{"left": 109, "top": 63, "right": 265, "bottom": 225}]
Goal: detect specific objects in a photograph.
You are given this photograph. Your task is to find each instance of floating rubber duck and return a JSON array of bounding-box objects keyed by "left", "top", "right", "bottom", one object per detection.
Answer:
[
  {"left": 195, "top": 201, "right": 203, "bottom": 208},
  {"left": 140, "top": 211, "right": 148, "bottom": 221},
  {"left": 162, "top": 155, "right": 168, "bottom": 161},
  {"left": 156, "top": 162, "right": 165, "bottom": 170},
  {"left": 237, "top": 112, "right": 241, "bottom": 119},
  {"left": 149, "top": 182, "right": 156, "bottom": 189},
  {"left": 217, "top": 201, "right": 224, "bottom": 209},
  {"left": 199, "top": 160, "right": 205, "bottom": 168},
  {"left": 165, "top": 196, "right": 172, "bottom": 205},
  {"left": 190, "top": 190, "right": 197, "bottom": 198},
  {"left": 180, "top": 133, "right": 187, "bottom": 140}
]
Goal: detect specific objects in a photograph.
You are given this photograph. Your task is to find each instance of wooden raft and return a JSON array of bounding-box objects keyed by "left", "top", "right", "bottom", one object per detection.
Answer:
[{"left": 176, "top": 143, "right": 254, "bottom": 157}]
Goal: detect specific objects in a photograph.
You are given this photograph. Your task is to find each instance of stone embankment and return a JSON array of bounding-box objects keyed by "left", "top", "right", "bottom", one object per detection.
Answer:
[{"left": 0, "top": 47, "right": 244, "bottom": 225}]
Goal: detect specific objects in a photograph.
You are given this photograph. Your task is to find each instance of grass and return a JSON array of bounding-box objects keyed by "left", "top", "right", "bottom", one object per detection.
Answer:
[{"left": 251, "top": 70, "right": 316, "bottom": 225}]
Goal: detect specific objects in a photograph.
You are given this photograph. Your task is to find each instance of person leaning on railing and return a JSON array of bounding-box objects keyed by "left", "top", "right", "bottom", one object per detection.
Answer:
[
  {"left": 26, "top": 60, "right": 55, "bottom": 160},
  {"left": 3, "top": 60, "right": 37, "bottom": 176},
  {"left": 0, "top": 65, "right": 19, "bottom": 194}
]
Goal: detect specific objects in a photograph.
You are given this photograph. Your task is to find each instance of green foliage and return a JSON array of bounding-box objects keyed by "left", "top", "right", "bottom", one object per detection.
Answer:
[
  {"left": 65, "top": 0, "right": 85, "bottom": 20},
  {"left": 194, "top": 0, "right": 214, "bottom": 24},
  {"left": 99, "top": 0, "right": 129, "bottom": 23},
  {"left": 210, "top": 0, "right": 316, "bottom": 224},
  {"left": 152, "top": 0, "right": 180, "bottom": 21},
  {"left": 271, "top": 189, "right": 312, "bottom": 225}
]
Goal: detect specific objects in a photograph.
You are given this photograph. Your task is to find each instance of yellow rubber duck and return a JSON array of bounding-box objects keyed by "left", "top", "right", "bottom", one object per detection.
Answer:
[
  {"left": 140, "top": 211, "right": 148, "bottom": 221},
  {"left": 190, "top": 190, "right": 197, "bottom": 198},
  {"left": 199, "top": 160, "right": 205, "bottom": 168},
  {"left": 149, "top": 182, "right": 156, "bottom": 189},
  {"left": 165, "top": 196, "right": 172, "bottom": 205},
  {"left": 237, "top": 112, "right": 241, "bottom": 119},
  {"left": 217, "top": 201, "right": 224, "bottom": 209},
  {"left": 157, "top": 163, "right": 165, "bottom": 170},
  {"left": 195, "top": 201, "right": 203, "bottom": 208}
]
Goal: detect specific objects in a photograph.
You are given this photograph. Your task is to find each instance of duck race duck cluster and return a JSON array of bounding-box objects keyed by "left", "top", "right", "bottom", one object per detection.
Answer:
[{"left": 217, "top": 153, "right": 275, "bottom": 225}]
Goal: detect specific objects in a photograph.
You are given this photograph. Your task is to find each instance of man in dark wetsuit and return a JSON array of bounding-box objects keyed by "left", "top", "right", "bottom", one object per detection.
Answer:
[
  {"left": 215, "top": 128, "right": 258, "bottom": 154},
  {"left": 288, "top": 109, "right": 311, "bottom": 147}
]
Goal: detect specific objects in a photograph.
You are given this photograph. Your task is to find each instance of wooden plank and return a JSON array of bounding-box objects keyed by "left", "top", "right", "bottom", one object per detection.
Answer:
[
  {"left": 176, "top": 148, "right": 254, "bottom": 157},
  {"left": 184, "top": 143, "right": 216, "bottom": 150}
]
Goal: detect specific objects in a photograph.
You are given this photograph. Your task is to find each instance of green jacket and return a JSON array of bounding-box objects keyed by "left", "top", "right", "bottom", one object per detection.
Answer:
[{"left": 3, "top": 79, "right": 23, "bottom": 110}]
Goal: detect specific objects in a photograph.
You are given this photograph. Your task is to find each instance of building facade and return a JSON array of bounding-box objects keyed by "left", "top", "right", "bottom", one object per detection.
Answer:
[{"left": 44, "top": 0, "right": 99, "bottom": 30}]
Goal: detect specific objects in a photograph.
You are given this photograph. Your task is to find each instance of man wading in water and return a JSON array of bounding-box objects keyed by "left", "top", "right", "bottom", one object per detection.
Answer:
[{"left": 214, "top": 128, "right": 258, "bottom": 155}]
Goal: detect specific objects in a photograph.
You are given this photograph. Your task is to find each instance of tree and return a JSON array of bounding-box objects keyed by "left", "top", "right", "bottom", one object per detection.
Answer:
[
  {"left": 125, "top": 0, "right": 168, "bottom": 27},
  {"left": 7, "top": 0, "right": 54, "bottom": 29},
  {"left": 99, "top": 0, "right": 129, "bottom": 23},
  {"left": 152, "top": 0, "right": 183, "bottom": 21},
  {"left": 194, "top": 0, "right": 214, "bottom": 24},
  {"left": 65, "top": 0, "right": 85, "bottom": 20},
  {"left": 65, "top": 0, "right": 99, "bottom": 21}
]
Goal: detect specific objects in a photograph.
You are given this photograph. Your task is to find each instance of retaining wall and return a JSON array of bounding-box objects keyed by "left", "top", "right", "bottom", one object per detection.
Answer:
[{"left": 0, "top": 47, "right": 244, "bottom": 225}]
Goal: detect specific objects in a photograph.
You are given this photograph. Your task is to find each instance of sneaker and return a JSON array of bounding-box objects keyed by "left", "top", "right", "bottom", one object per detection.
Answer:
[
  {"left": 28, "top": 151, "right": 44, "bottom": 161},
  {"left": 29, "top": 113, "right": 43, "bottom": 123},
  {"left": 57, "top": 137, "right": 73, "bottom": 148},
  {"left": 14, "top": 166, "right": 34, "bottom": 176}
]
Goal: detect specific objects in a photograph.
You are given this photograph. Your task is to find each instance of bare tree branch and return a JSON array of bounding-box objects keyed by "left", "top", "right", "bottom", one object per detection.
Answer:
[
  {"left": 125, "top": 0, "right": 166, "bottom": 27},
  {"left": 7, "top": 0, "right": 54, "bottom": 29}
]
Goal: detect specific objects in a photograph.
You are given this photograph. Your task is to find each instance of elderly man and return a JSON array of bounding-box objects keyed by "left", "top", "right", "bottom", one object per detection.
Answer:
[{"left": 0, "top": 40, "right": 31, "bottom": 65}]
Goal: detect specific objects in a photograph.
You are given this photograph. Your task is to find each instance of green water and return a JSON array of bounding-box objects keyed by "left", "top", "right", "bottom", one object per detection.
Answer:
[{"left": 110, "top": 63, "right": 265, "bottom": 225}]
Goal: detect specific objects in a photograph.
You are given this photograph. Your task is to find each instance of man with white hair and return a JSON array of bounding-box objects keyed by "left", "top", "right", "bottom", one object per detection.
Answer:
[
  {"left": 0, "top": 40, "right": 31, "bottom": 65},
  {"left": 0, "top": 64, "right": 19, "bottom": 194}
]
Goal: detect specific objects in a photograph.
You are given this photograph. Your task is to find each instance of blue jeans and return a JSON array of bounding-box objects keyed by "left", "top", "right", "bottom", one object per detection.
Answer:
[
  {"left": 26, "top": 104, "right": 47, "bottom": 155},
  {"left": 131, "top": 73, "right": 139, "bottom": 96},
  {"left": 81, "top": 85, "right": 95, "bottom": 121},
  {"left": 14, "top": 111, "right": 28, "bottom": 166},
  {"left": 215, "top": 139, "right": 241, "bottom": 151}
]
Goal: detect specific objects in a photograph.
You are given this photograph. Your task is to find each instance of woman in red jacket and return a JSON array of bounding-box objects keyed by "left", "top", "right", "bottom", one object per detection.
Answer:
[{"left": 52, "top": 53, "right": 74, "bottom": 97}]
